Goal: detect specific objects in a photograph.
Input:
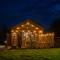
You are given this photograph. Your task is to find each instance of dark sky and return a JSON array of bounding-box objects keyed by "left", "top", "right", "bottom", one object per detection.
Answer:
[{"left": 0, "top": 0, "right": 60, "bottom": 29}]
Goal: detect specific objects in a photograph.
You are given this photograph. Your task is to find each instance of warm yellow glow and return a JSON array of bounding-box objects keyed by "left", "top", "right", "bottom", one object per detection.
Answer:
[
  {"left": 15, "top": 30, "right": 19, "bottom": 33},
  {"left": 13, "top": 32, "right": 16, "bottom": 35},
  {"left": 21, "top": 25, "right": 24, "bottom": 27},
  {"left": 22, "top": 30, "right": 25, "bottom": 32},
  {"left": 12, "top": 32, "right": 16, "bottom": 36},
  {"left": 26, "top": 22, "right": 30, "bottom": 25},
  {"left": 31, "top": 35, "right": 34, "bottom": 37},
  {"left": 28, "top": 30, "right": 30, "bottom": 32},
  {"left": 39, "top": 30, "right": 43, "bottom": 33},
  {"left": 51, "top": 33, "right": 54, "bottom": 36},
  {"left": 11, "top": 30, "right": 14, "bottom": 32},
  {"left": 24, "top": 32, "right": 28, "bottom": 37},
  {"left": 39, "top": 35, "right": 41, "bottom": 36},
  {"left": 35, "top": 33, "right": 37, "bottom": 36},
  {"left": 26, "top": 27, "right": 29, "bottom": 29},
  {"left": 40, "top": 34, "right": 44, "bottom": 36},
  {"left": 48, "top": 33, "right": 52, "bottom": 36},
  {"left": 33, "top": 30, "right": 36, "bottom": 33},
  {"left": 16, "top": 27, "right": 20, "bottom": 30},
  {"left": 46, "top": 33, "right": 49, "bottom": 36},
  {"left": 35, "top": 27, "right": 39, "bottom": 30},
  {"left": 31, "top": 24, "right": 34, "bottom": 27}
]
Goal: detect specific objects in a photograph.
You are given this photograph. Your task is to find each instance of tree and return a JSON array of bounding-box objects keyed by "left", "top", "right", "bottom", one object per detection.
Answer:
[
  {"left": 50, "top": 18, "right": 60, "bottom": 47},
  {"left": 0, "top": 25, "right": 10, "bottom": 45}
]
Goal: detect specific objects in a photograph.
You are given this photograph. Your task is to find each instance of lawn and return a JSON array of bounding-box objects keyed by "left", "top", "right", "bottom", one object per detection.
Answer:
[{"left": 0, "top": 48, "right": 60, "bottom": 60}]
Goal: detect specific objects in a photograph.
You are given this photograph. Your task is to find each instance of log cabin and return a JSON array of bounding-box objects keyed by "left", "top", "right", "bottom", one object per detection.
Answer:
[{"left": 6, "top": 19, "right": 54, "bottom": 49}]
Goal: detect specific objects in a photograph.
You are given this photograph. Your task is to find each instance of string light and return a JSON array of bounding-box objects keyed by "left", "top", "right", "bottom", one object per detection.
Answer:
[
  {"left": 28, "top": 30, "right": 30, "bottom": 32},
  {"left": 33, "top": 30, "right": 36, "bottom": 33},
  {"left": 31, "top": 24, "right": 34, "bottom": 27},
  {"left": 11, "top": 30, "right": 14, "bottom": 32},
  {"left": 48, "top": 33, "right": 52, "bottom": 36},
  {"left": 15, "top": 30, "right": 19, "bottom": 33},
  {"left": 35, "top": 27, "right": 39, "bottom": 30},
  {"left": 16, "top": 27, "right": 20, "bottom": 30},
  {"left": 40, "top": 34, "right": 44, "bottom": 36},
  {"left": 26, "top": 22, "right": 30, "bottom": 25},
  {"left": 12, "top": 32, "right": 16, "bottom": 36},
  {"left": 39, "top": 30, "right": 43, "bottom": 33},
  {"left": 21, "top": 25, "right": 24, "bottom": 27},
  {"left": 22, "top": 30, "right": 25, "bottom": 32}
]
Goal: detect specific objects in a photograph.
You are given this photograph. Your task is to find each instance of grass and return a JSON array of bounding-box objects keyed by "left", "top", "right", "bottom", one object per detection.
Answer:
[{"left": 0, "top": 48, "right": 60, "bottom": 60}]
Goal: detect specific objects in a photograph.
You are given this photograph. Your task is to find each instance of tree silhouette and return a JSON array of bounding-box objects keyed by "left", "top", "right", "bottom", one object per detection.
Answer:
[
  {"left": 0, "top": 25, "right": 10, "bottom": 45},
  {"left": 50, "top": 18, "right": 60, "bottom": 47}
]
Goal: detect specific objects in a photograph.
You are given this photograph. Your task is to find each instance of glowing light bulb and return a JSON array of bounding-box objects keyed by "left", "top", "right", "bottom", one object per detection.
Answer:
[
  {"left": 31, "top": 24, "right": 34, "bottom": 27},
  {"left": 11, "top": 30, "right": 14, "bottom": 32},
  {"left": 13, "top": 32, "right": 16, "bottom": 35},
  {"left": 26, "top": 22, "right": 30, "bottom": 25},
  {"left": 33, "top": 30, "right": 36, "bottom": 33},
  {"left": 12, "top": 32, "right": 16, "bottom": 36},
  {"left": 39, "top": 30, "right": 43, "bottom": 33},
  {"left": 35, "top": 27, "right": 39, "bottom": 30},
  {"left": 22, "top": 30, "right": 25, "bottom": 32},
  {"left": 41, "top": 34, "right": 44, "bottom": 36},
  {"left": 48, "top": 33, "right": 52, "bottom": 36},
  {"left": 16, "top": 27, "right": 20, "bottom": 29},
  {"left": 15, "top": 30, "right": 19, "bottom": 33},
  {"left": 21, "top": 25, "right": 24, "bottom": 27},
  {"left": 28, "top": 30, "right": 30, "bottom": 32}
]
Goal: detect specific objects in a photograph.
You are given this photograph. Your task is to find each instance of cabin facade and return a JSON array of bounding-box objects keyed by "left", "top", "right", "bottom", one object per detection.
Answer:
[{"left": 6, "top": 19, "right": 54, "bottom": 49}]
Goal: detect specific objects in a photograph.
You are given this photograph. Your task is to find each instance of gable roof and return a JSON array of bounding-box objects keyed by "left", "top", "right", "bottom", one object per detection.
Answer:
[{"left": 11, "top": 19, "right": 44, "bottom": 31}]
